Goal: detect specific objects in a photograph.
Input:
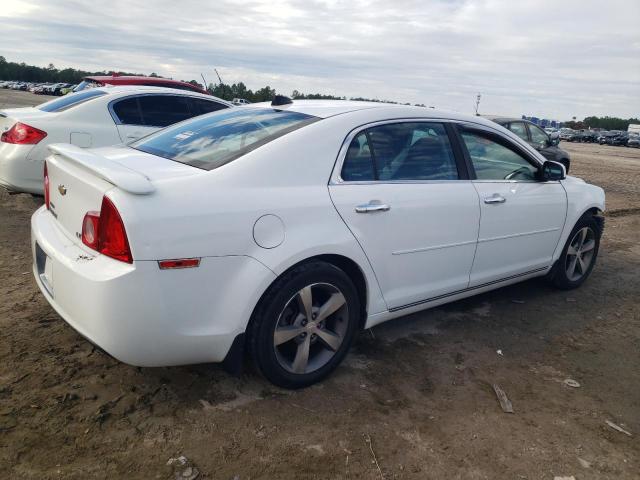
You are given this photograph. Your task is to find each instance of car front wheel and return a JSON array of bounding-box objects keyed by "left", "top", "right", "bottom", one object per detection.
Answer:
[
  {"left": 248, "top": 261, "right": 360, "bottom": 388},
  {"left": 548, "top": 214, "right": 601, "bottom": 289}
]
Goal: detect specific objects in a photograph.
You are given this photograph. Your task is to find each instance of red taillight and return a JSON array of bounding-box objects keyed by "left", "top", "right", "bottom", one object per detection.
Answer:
[
  {"left": 44, "top": 162, "right": 50, "bottom": 210},
  {"left": 81, "top": 196, "right": 133, "bottom": 263},
  {"left": 1, "top": 122, "right": 47, "bottom": 144},
  {"left": 81, "top": 211, "right": 100, "bottom": 250}
]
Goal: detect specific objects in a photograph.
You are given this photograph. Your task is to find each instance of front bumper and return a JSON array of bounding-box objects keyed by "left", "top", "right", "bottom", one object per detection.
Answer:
[{"left": 31, "top": 206, "right": 276, "bottom": 367}]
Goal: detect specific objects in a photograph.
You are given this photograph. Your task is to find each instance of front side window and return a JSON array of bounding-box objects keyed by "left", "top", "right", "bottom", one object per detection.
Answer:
[
  {"left": 131, "top": 108, "right": 319, "bottom": 170},
  {"left": 38, "top": 89, "right": 106, "bottom": 112},
  {"left": 508, "top": 122, "right": 528, "bottom": 141},
  {"left": 528, "top": 124, "right": 549, "bottom": 147},
  {"left": 461, "top": 130, "right": 538, "bottom": 181},
  {"left": 341, "top": 122, "right": 459, "bottom": 181}
]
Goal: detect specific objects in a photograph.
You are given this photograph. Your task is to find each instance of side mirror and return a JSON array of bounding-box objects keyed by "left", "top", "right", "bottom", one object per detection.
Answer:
[
  {"left": 549, "top": 132, "right": 560, "bottom": 146},
  {"left": 540, "top": 160, "right": 566, "bottom": 181}
]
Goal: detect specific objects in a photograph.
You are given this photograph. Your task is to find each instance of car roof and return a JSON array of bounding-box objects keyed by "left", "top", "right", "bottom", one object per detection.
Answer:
[
  {"left": 485, "top": 116, "right": 529, "bottom": 124},
  {"left": 89, "top": 86, "right": 232, "bottom": 104},
  {"left": 247, "top": 100, "right": 500, "bottom": 125},
  {"left": 84, "top": 75, "right": 207, "bottom": 93}
]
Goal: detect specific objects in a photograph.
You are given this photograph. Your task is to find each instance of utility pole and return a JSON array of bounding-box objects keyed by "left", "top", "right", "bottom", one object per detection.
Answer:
[{"left": 474, "top": 93, "right": 482, "bottom": 116}]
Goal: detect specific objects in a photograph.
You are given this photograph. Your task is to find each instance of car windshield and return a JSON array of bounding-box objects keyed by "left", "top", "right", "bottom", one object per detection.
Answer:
[
  {"left": 38, "top": 89, "right": 107, "bottom": 112},
  {"left": 131, "top": 108, "right": 320, "bottom": 170}
]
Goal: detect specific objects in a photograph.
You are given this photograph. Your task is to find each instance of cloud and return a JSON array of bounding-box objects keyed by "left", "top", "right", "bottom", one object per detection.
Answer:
[{"left": 2, "top": 0, "right": 638, "bottom": 119}]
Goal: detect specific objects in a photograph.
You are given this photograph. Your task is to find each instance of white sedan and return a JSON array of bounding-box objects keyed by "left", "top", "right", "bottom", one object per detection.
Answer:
[
  {"left": 31, "top": 98, "right": 605, "bottom": 388},
  {"left": 0, "top": 87, "right": 231, "bottom": 194}
]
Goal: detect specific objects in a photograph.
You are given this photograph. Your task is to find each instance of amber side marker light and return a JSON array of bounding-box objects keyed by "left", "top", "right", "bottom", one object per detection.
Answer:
[{"left": 158, "top": 258, "right": 201, "bottom": 270}]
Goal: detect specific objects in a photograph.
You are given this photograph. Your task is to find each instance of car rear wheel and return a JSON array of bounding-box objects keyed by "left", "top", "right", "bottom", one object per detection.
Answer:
[
  {"left": 548, "top": 214, "right": 601, "bottom": 289},
  {"left": 248, "top": 261, "right": 360, "bottom": 388}
]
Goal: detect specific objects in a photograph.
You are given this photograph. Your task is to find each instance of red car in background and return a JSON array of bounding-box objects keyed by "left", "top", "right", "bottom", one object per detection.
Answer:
[{"left": 73, "top": 75, "right": 209, "bottom": 95}]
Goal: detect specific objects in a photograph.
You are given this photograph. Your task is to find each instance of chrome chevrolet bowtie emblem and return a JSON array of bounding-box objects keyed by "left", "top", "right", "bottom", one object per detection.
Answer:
[{"left": 58, "top": 184, "right": 67, "bottom": 196}]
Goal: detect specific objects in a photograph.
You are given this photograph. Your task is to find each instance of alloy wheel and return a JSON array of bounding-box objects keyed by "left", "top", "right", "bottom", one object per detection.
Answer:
[
  {"left": 565, "top": 226, "right": 596, "bottom": 282},
  {"left": 273, "top": 282, "right": 349, "bottom": 374}
]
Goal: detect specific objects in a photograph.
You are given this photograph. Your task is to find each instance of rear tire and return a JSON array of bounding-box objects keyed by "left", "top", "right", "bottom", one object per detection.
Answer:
[
  {"left": 247, "top": 261, "right": 360, "bottom": 389},
  {"left": 548, "top": 213, "right": 601, "bottom": 290}
]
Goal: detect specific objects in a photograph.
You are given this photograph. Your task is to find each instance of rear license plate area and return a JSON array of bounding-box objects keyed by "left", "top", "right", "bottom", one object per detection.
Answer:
[{"left": 35, "top": 242, "right": 54, "bottom": 296}]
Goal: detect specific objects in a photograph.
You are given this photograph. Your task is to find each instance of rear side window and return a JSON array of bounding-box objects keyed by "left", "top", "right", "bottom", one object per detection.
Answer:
[
  {"left": 341, "top": 133, "right": 375, "bottom": 181},
  {"left": 131, "top": 108, "right": 320, "bottom": 170},
  {"left": 341, "top": 122, "right": 459, "bottom": 181},
  {"left": 112, "top": 97, "right": 143, "bottom": 125},
  {"left": 38, "top": 89, "right": 106, "bottom": 112}
]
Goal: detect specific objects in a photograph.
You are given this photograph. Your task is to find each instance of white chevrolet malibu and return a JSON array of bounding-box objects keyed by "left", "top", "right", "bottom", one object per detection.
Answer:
[
  {"left": 31, "top": 98, "right": 605, "bottom": 388},
  {"left": 0, "top": 86, "right": 231, "bottom": 194}
]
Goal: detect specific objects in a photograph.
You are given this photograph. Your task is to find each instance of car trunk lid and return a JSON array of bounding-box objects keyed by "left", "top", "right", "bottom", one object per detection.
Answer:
[{"left": 45, "top": 144, "right": 201, "bottom": 245}]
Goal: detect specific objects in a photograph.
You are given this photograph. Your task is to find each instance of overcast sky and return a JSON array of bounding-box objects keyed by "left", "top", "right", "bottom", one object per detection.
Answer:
[{"left": 2, "top": 0, "right": 638, "bottom": 119}]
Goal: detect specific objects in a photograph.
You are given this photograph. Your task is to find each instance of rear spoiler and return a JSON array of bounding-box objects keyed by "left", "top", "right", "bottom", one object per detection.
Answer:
[{"left": 47, "top": 144, "right": 155, "bottom": 194}]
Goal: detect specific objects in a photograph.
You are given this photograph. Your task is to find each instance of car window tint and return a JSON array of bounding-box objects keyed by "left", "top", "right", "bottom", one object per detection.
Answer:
[
  {"left": 138, "top": 95, "right": 192, "bottom": 127},
  {"left": 367, "top": 122, "right": 458, "bottom": 181},
  {"left": 341, "top": 132, "right": 374, "bottom": 181},
  {"left": 131, "top": 108, "right": 319, "bottom": 171},
  {"left": 529, "top": 124, "right": 548, "bottom": 146},
  {"left": 38, "top": 89, "right": 106, "bottom": 112},
  {"left": 508, "top": 122, "right": 528, "bottom": 141},
  {"left": 461, "top": 130, "right": 537, "bottom": 181},
  {"left": 112, "top": 97, "right": 143, "bottom": 125},
  {"left": 190, "top": 98, "right": 228, "bottom": 115}
]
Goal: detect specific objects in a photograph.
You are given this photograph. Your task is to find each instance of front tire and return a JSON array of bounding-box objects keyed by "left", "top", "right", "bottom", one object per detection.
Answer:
[
  {"left": 548, "top": 213, "right": 601, "bottom": 289},
  {"left": 248, "top": 261, "right": 360, "bottom": 389}
]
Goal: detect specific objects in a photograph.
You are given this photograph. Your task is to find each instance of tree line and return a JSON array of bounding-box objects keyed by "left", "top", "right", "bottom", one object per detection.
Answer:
[
  {"left": 569, "top": 117, "right": 640, "bottom": 131},
  {"left": 0, "top": 56, "right": 144, "bottom": 84},
  {"left": 1, "top": 57, "right": 635, "bottom": 128}
]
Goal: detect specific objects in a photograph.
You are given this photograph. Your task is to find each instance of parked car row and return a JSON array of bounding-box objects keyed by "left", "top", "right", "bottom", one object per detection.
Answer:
[
  {"left": 596, "top": 130, "right": 637, "bottom": 146},
  {"left": 559, "top": 128, "right": 638, "bottom": 146},
  {"left": 0, "top": 80, "right": 76, "bottom": 96}
]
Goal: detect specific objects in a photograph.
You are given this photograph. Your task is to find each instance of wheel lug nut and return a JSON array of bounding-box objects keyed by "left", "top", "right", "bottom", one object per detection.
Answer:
[{"left": 312, "top": 314, "right": 317, "bottom": 319}]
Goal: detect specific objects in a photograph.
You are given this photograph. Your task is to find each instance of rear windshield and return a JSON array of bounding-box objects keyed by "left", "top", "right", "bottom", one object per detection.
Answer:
[
  {"left": 38, "top": 89, "right": 106, "bottom": 112},
  {"left": 73, "top": 79, "right": 104, "bottom": 93},
  {"left": 130, "top": 108, "right": 320, "bottom": 170}
]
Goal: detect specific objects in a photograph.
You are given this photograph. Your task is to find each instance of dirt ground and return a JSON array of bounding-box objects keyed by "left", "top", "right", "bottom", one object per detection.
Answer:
[{"left": 0, "top": 90, "right": 638, "bottom": 479}]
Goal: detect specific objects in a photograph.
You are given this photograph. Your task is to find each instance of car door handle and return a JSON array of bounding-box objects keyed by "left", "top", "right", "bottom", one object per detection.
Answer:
[
  {"left": 355, "top": 201, "right": 391, "bottom": 213},
  {"left": 484, "top": 194, "right": 506, "bottom": 204}
]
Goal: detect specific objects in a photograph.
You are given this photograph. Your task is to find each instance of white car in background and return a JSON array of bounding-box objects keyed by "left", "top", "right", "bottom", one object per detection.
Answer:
[
  {"left": 0, "top": 87, "right": 231, "bottom": 194},
  {"left": 32, "top": 98, "right": 605, "bottom": 388}
]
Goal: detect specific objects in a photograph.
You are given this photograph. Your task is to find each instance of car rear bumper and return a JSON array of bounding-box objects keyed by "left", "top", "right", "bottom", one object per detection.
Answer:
[
  {"left": 0, "top": 143, "right": 41, "bottom": 194},
  {"left": 31, "top": 206, "right": 276, "bottom": 367}
]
